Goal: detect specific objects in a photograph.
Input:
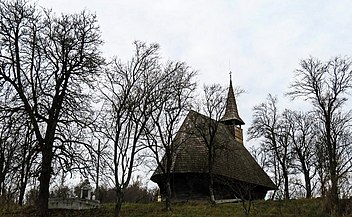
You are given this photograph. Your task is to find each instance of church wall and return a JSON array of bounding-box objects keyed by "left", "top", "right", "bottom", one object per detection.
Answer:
[{"left": 154, "top": 173, "right": 269, "bottom": 201}]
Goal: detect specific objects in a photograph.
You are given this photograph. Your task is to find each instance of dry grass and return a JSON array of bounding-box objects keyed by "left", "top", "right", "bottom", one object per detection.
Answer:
[{"left": 1, "top": 198, "right": 351, "bottom": 217}]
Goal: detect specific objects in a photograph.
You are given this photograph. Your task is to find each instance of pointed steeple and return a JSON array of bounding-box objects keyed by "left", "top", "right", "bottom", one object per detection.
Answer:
[{"left": 220, "top": 73, "right": 245, "bottom": 126}]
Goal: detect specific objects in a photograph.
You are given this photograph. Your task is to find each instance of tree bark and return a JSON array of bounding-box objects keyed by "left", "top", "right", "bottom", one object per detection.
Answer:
[
  {"left": 283, "top": 168, "right": 289, "bottom": 200},
  {"left": 95, "top": 139, "right": 101, "bottom": 200},
  {"left": 297, "top": 153, "right": 312, "bottom": 198},
  {"left": 38, "top": 145, "right": 53, "bottom": 217},
  {"left": 325, "top": 117, "right": 339, "bottom": 214},
  {"left": 18, "top": 167, "right": 30, "bottom": 206},
  {"left": 304, "top": 175, "right": 312, "bottom": 198},
  {"left": 302, "top": 165, "right": 312, "bottom": 198},
  {"left": 208, "top": 149, "right": 216, "bottom": 204},
  {"left": 329, "top": 161, "right": 339, "bottom": 214},
  {"left": 18, "top": 136, "right": 32, "bottom": 205},
  {"left": 209, "top": 175, "right": 215, "bottom": 204},
  {"left": 115, "top": 190, "right": 124, "bottom": 217},
  {"left": 165, "top": 179, "right": 172, "bottom": 211}
]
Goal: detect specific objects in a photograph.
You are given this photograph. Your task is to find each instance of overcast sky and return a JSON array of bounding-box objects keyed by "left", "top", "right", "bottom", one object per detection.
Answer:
[{"left": 36, "top": 0, "right": 352, "bottom": 143}]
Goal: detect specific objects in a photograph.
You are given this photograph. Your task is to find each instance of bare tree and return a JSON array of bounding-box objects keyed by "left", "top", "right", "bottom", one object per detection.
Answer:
[
  {"left": 145, "top": 61, "right": 196, "bottom": 211},
  {"left": 192, "top": 84, "right": 227, "bottom": 203},
  {"left": 99, "top": 42, "right": 161, "bottom": 217},
  {"left": 0, "top": 111, "right": 18, "bottom": 198},
  {"left": 249, "top": 146, "right": 270, "bottom": 173},
  {"left": 0, "top": 82, "right": 39, "bottom": 205},
  {"left": 87, "top": 137, "right": 110, "bottom": 201},
  {"left": 0, "top": 1, "right": 103, "bottom": 215},
  {"left": 248, "top": 94, "right": 292, "bottom": 199},
  {"left": 191, "top": 83, "right": 244, "bottom": 203},
  {"left": 314, "top": 133, "right": 329, "bottom": 197},
  {"left": 15, "top": 119, "right": 38, "bottom": 205},
  {"left": 233, "top": 182, "right": 257, "bottom": 217},
  {"left": 283, "top": 110, "right": 317, "bottom": 198},
  {"left": 276, "top": 114, "right": 292, "bottom": 199},
  {"left": 287, "top": 57, "right": 352, "bottom": 213}
]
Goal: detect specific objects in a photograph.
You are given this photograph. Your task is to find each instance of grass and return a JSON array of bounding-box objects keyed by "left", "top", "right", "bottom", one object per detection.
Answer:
[{"left": 1, "top": 198, "right": 351, "bottom": 217}]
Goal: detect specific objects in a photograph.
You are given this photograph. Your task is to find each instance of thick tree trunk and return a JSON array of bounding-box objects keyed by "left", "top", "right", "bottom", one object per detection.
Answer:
[
  {"left": 326, "top": 120, "right": 339, "bottom": 214},
  {"left": 300, "top": 162, "right": 312, "bottom": 198},
  {"left": 37, "top": 146, "right": 53, "bottom": 217},
  {"left": 329, "top": 164, "right": 339, "bottom": 215},
  {"left": 304, "top": 174, "right": 312, "bottom": 198}
]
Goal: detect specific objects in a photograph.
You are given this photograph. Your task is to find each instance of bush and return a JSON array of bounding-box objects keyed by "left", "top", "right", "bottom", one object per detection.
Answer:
[
  {"left": 25, "top": 188, "right": 39, "bottom": 205},
  {"left": 123, "top": 181, "right": 155, "bottom": 203},
  {"left": 51, "top": 185, "right": 73, "bottom": 199},
  {"left": 96, "top": 181, "right": 156, "bottom": 203}
]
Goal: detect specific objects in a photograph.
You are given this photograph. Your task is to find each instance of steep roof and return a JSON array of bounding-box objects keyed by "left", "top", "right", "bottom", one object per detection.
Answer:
[
  {"left": 151, "top": 110, "right": 276, "bottom": 190},
  {"left": 220, "top": 77, "right": 245, "bottom": 125}
]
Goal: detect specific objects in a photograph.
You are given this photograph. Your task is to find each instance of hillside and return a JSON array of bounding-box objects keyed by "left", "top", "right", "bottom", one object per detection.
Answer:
[{"left": 1, "top": 198, "right": 352, "bottom": 217}]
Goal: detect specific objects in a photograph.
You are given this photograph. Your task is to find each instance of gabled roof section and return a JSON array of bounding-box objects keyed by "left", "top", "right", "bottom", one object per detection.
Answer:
[
  {"left": 151, "top": 110, "right": 276, "bottom": 190},
  {"left": 220, "top": 76, "right": 245, "bottom": 125}
]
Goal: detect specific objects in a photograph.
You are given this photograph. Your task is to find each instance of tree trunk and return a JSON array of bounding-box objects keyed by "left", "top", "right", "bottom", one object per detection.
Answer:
[
  {"left": 316, "top": 160, "right": 326, "bottom": 197},
  {"left": 18, "top": 178, "right": 27, "bottom": 206},
  {"left": 165, "top": 180, "right": 172, "bottom": 211},
  {"left": 283, "top": 169, "right": 289, "bottom": 200},
  {"left": 0, "top": 153, "right": 6, "bottom": 197},
  {"left": 326, "top": 120, "right": 339, "bottom": 214},
  {"left": 209, "top": 175, "right": 215, "bottom": 204},
  {"left": 37, "top": 147, "right": 53, "bottom": 217},
  {"left": 115, "top": 190, "right": 124, "bottom": 217},
  {"left": 0, "top": 175, "right": 4, "bottom": 198},
  {"left": 208, "top": 142, "right": 215, "bottom": 204},
  {"left": 18, "top": 151, "right": 30, "bottom": 205},
  {"left": 330, "top": 164, "right": 339, "bottom": 215},
  {"left": 270, "top": 190, "right": 277, "bottom": 200},
  {"left": 95, "top": 140, "right": 101, "bottom": 200},
  {"left": 301, "top": 162, "right": 312, "bottom": 198},
  {"left": 18, "top": 163, "right": 26, "bottom": 205},
  {"left": 303, "top": 170, "right": 312, "bottom": 198},
  {"left": 321, "top": 185, "right": 326, "bottom": 197}
]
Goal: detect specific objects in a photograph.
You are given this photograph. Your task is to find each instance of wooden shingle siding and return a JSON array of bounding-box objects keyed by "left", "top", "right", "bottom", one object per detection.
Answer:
[{"left": 151, "top": 110, "right": 276, "bottom": 201}]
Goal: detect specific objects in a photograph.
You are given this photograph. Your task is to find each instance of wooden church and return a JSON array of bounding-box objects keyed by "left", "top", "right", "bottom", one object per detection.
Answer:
[{"left": 150, "top": 78, "right": 276, "bottom": 201}]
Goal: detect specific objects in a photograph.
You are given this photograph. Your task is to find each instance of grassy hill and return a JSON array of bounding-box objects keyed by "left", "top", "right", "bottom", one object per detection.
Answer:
[{"left": 1, "top": 198, "right": 351, "bottom": 217}]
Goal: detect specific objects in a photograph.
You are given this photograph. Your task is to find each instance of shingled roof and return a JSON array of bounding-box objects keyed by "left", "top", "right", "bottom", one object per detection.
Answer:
[
  {"left": 220, "top": 77, "right": 245, "bottom": 125},
  {"left": 151, "top": 110, "right": 276, "bottom": 190}
]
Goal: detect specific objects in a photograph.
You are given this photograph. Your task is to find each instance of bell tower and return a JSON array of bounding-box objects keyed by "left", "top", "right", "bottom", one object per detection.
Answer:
[{"left": 220, "top": 73, "right": 245, "bottom": 144}]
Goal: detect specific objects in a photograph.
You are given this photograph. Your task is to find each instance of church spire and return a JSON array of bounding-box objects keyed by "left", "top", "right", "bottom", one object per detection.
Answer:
[{"left": 220, "top": 72, "right": 245, "bottom": 126}]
